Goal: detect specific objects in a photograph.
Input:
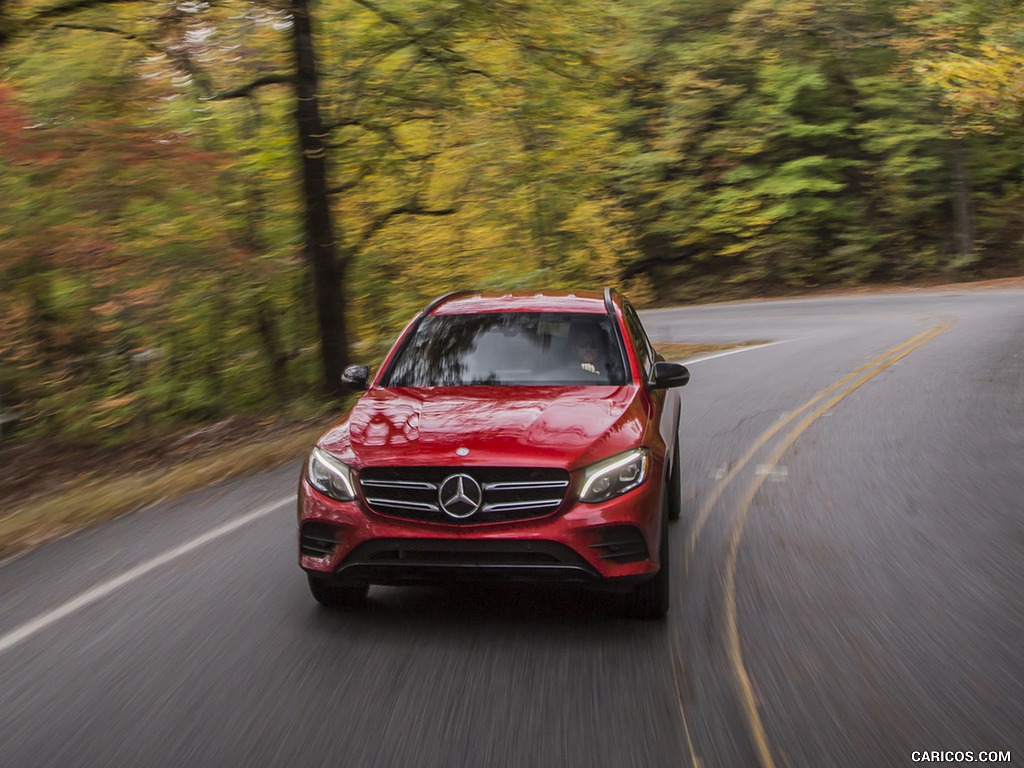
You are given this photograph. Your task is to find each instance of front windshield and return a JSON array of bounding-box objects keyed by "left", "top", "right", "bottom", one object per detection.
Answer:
[{"left": 383, "top": 312, "right": 629, "bottom": 387}]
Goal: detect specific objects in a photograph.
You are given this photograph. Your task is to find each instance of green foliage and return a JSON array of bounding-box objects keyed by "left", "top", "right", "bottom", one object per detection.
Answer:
[
  {"left": 615, "top": 0, "right": 1023, "bottom": 298},
  {"left": 1, "top": 0, "right": 1022, "bottom": 446}
]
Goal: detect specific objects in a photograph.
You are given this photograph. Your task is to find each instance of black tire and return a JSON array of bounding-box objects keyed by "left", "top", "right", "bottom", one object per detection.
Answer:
[
  {"left": 624, "top": 508, "right": 670, "bottom": 620},
  {"left": 667, "top": 431, "right": 684, "bottom": 522},
  {"left": 307, "top": 574, "right": 369, "bottom": 609}
]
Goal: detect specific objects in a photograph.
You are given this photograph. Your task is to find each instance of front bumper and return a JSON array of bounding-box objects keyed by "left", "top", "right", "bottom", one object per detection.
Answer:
[{"left": 298, "top": 471, "right": 665, "bottom": 586}]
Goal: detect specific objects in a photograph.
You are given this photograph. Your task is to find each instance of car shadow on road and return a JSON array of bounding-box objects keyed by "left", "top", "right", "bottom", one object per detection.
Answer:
[{"left": 303, "top": 582, "right": 667, "bottom": 634}]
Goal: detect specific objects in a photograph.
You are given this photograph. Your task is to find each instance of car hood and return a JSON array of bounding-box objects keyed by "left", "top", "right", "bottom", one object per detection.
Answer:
[{"left": 318, "top": 386, "right": 647, "bottom": 470}]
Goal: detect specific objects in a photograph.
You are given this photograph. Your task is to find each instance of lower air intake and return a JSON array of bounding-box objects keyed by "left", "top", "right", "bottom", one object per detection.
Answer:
[
  {"left": 588, "top": 525, "right": 649, "bottom": 563},
  {"left": 300, "top": 522, "right": 343, "bottom": 558}
]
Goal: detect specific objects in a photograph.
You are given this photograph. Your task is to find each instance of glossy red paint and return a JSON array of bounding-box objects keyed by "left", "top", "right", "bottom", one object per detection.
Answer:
[
  {"left": 318, "top": 385, "right": 646, "bottom": 470},
  {"left": 298, "top": 290, "right": 686, "bottom": 615}
]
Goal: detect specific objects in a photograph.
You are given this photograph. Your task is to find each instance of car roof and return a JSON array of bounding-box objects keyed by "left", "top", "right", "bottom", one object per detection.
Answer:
[{"left": 430, "top": 291, "right": 610, "bottom": 315}]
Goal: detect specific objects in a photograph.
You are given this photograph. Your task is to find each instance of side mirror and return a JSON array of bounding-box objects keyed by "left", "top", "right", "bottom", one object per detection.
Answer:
[
  {"left": 651, "top": 361, "right": 690, "bottom": 389},
  {"left": 341, "top": 364, "right": 370, "bottom": 391}
]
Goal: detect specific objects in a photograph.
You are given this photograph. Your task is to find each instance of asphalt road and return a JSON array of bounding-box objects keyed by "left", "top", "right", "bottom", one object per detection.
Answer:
[{"left": 1, "top": 288, "right": 1021, "bottom": 768}]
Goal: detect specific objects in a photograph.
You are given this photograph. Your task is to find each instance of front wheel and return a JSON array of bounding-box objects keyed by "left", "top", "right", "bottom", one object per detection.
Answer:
[
  {"left": 667, "top": 431, "right": 684, "bottom": 522},
  {"left": 307, "top": 574, "right": 369, "bottom": 609},
  {"left": 623, "top": 511, "right": 670, "bottom": 620}
]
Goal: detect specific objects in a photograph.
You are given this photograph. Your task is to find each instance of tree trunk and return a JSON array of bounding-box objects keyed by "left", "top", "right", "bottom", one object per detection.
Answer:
[
  {"left": 256, "top": 301, "right": 290, "bottom": 405},
  {"left": 951, "top": 139, "right": 974, "bottom": 265},
  {"left": 289, "top": 0, "right": 347, "bottom": 398}
]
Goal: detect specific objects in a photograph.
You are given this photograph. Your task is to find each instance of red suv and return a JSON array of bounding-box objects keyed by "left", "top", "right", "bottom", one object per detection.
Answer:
[{"left": 298, "top": 289, "right": 689, "bottom": 618}]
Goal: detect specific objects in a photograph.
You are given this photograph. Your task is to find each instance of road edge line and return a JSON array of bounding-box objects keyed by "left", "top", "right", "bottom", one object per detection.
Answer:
[{"left": 0, "top": 496, "right": 294, "bottom": 657}]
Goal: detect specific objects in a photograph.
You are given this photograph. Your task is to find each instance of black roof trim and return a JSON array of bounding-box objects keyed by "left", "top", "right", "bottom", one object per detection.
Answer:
[
  {"left": 422, "top": 290, "right": 477, "bottom": 315},
  {"left": 603, "top": 288, "right": 619, "bottom": 317},
  {"left": 603, "top": 288, "right": 632, "bottom": 386}
]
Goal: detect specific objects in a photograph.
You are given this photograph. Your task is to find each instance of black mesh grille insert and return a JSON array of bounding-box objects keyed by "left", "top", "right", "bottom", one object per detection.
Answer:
[
  {"left": 336, "top": 538, "right": 600, "bottom": 584},
  {"left": 358, "top": 466, "right": 570, "bottom": 524},
  {"left": 300, "top": 521, "right": 344, "bottom": 558},
  {"left": 588, "top": 525, "right": 649, "bottom": 563}
]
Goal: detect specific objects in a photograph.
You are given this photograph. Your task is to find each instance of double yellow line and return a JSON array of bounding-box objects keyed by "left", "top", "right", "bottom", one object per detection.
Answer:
[
  {"left": 686, "top": 321, "right": 955, "bottom": 562},
  {"left": 680, "top": 320, "right": 954, "bottom": 768}
]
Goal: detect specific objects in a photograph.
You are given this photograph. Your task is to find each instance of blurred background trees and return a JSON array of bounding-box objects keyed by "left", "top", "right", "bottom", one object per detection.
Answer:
[{"left": 0, "top": 0, "right": 1021, "bottom": 445}]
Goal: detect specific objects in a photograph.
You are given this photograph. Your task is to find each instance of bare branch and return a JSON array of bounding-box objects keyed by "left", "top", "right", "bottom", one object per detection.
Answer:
[
  {"left": 51, "top": 21, "right": 156, "bottom": 49},
  {"left": 31, "top": 0, "right": 142, "bottom": 24},
  {"left": 327, "top": 179, "right": 361, "bottom": 195},
  {"left": 0, "top": 0, "right": 140, "bottom": 45},
  {"left": 43, "top": 20, "right": 213, "bottom": 97},
  {"left": 208, "top": 73, "right": 294, "bottom": 101},
  {"left": 358, "top": 201, "right": 458, "bottom": 247},
  {"left": 348, "top": 0, "right": 492, "bottom": 80},
  {"left": 820, "top": 24, "right": 896, "bottom": 43},
  {"left": 327, "top": 164, "right": 372, "bottom": 195},
  {"left": 322, "top": 115, "right": 372, "bottom": 132}
]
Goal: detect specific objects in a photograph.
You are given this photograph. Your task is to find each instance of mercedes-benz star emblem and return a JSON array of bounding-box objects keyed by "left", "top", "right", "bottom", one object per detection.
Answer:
[
  {"left": 456, "top": 447, "right": 470, "bottom": 457},
  {"left": 438, "top": 474, "right": 483, "bottom": 519}
]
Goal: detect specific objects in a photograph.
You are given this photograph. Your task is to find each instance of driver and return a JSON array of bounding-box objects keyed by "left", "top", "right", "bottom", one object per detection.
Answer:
[{"left": 568, "top": 324, "right": 604, "bottom": 375}]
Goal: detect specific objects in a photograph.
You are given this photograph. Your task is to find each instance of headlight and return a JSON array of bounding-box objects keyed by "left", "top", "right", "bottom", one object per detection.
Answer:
[
  {"left": 579, "top": 448, "right": 650, "bottom": 503},
  {"left": 306, "top": 447, "right": 357, "bottom": 501}
]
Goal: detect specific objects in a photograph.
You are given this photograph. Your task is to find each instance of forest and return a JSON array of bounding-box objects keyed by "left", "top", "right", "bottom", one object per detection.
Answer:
[{"left": 1, "top": 0, "right": 1022, "bottom": 447}]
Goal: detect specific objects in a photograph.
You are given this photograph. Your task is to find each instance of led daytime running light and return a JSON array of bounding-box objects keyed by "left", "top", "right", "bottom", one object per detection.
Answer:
[
  {"left": 579, "top": 448, "right": 649, "bottom": 503},
  {"left": 308, "top": 447, "right": 357, "bottom": 501}
]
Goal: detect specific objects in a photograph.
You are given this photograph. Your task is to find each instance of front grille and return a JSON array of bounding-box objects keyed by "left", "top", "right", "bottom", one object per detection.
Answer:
[
  {"left": 361, "top": 540, "right": 566, "bottom": 566},
  {"left": 358, "top": 466, "right": 570, "bottom": 524},
  {"left": 335, "top": 538, "right": 600, "bottom": 584}
]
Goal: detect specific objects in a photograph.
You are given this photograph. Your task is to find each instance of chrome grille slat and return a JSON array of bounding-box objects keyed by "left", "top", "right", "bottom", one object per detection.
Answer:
[
  {"left": 482, "top": 499, "right": 563, "bottom": 513},
  {"left": 361, "top": 479, "right": 438, "bottom": 490},
  {"left": 482, "top": 480, "right": 569, "bottom": 491},
  {"left": 359, "top": 466, "right": 570, "bottom": 525},
  {"left": 366, "top": 498, "right": 440, "bottom": 512}
]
